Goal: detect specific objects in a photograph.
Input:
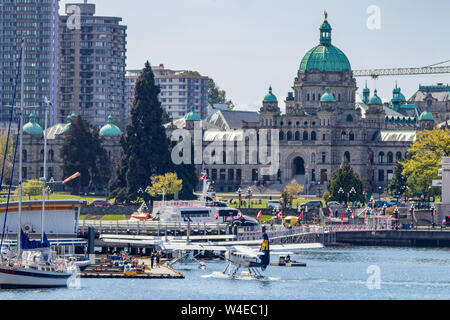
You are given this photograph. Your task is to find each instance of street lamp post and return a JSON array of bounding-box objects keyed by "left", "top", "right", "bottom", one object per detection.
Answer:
[
  {"left": 237, "top": 188, "right": 242, "bottom": 209},
  {"left": 338, "top": 187, "right": 345, "bottom": 206},
  {"left": 247, "top": 187, "right": 252, "bottom": 209}
]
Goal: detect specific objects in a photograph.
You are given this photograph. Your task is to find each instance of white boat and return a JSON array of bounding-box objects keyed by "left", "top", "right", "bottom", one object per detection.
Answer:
[
  {"left": 129, "top": 202, "right": 152, "bottom": 221},
  {"left": 0, "top": 250, "right": 75, "bottom": 289},
  {"left": 0, "top": 40, "right": 76, "bottom": 289},
  {"left": 151, "top": 173, "right": 240, "bottom": 223}
]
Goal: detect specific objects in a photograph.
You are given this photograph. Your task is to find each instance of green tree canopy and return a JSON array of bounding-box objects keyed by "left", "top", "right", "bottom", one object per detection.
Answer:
[
  {"left": 388, "top": 162, "right": 408, "bottom": 197},
  {"left": 326, "top": 159, "right": 365, "bottom": 204},
  {"left": 61, "top": 116, "right": 110, "bottom": 194},
  {"left": 401, "top": 127, "right": 450, "bottom": 197},
  {"left": 208, "top": 79, "right": 235, "bottom": 110}
]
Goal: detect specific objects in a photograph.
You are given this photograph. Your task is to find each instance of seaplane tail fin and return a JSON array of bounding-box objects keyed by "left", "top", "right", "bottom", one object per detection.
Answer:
[{"left": 260, "top": 233, "right": 270, "bottom": 268}]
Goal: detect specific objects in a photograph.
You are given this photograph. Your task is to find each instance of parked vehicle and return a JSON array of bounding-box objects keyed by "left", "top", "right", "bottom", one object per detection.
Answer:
[
  {"left": 300, "top": 201, "right": 323, "bottom": 212},
  {"left": 91, "top": 199, "right": 113, "bottom": 207},
  {"left": 368, "top": 200, "right": 395, "bottom": 208},
  {"left": 267, "top": 201, "right": 282, "bottom": 209},
  {"left": 326, "top": 202, "right": 346, "bottom": 217},
  {"left": 232, "top": 216, "right": 259, "bottom": 227},
  {"left": 283, "top": 216, "right": 299, "bottom": 228}
]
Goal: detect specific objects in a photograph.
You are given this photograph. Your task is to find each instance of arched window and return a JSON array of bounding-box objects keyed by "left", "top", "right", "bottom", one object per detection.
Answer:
[
  {"left": 287, "top": 131, "right": 292, "bottom": 141},
  {"left": 40, "top": 150, "right": 44, "bottom": 161},
  {"left": 311, "top": 131, "right": 317, "bottom": 141},
  {"left": 303, "top": 131, "right": 309, "bottom": 141},
  {"left": 346, "top": 114, "right": 354, "bottom": 122},
  {"left": 344, "top": 151, "right": 351, "bottom": 163},
  {"left": 307, "top": 94, "right": 310, "bottom": 101},
  {"left": 396, "top": 152, "right": 402, "bottom": 161},
  {"left": 279, "top": 131, "right": 284, "bottom": 141},
  {"left": 349, "top": 132, "right": 355, "bottom": 141},
  {"left": 387, "top": 152, "right": 394, "bottom": 164},
  {"left": 379, "top": 152, "right": 385, "bottom": 164},
  {"left": 312, "top": 94, "right": 315, "bottom": 101},
  {"left": 295, "top": 131, "right": 300, "bottom": 141},
  {"left": 341, "top": 131, "right": 347, "bottom": 140},
  {"left": 48, "top": 149, "right": 54, "bottom": 162},
  {"left": 22, "top": 150, "right": 27, "bottom": 162}
]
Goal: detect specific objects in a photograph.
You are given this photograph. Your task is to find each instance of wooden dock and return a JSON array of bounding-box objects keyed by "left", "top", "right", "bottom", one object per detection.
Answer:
[{"left": 80, "top": 257, "right": 184, "bottom": 279}]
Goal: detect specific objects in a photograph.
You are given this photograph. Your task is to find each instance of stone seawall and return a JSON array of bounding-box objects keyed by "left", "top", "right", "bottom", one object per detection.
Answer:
[{"left": 336, "top": 230, "right": 450, "bottom": 247}]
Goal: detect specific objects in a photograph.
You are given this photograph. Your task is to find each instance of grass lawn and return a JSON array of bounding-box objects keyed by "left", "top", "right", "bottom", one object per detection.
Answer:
[
  {"left": 0, "top": 193, "right": 111, "bottom": 205},
  {"left": 101, "top": 214, "right": 126, "bottom": 221}
]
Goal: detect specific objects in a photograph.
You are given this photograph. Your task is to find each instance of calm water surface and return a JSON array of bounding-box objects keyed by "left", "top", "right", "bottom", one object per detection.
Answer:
[{"left": 1, "top": 246, "right": 449, "bottom": 300}]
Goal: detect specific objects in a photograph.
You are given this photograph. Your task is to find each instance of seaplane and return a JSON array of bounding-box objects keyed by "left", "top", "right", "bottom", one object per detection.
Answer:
[{"left": 101, "top": 230, "right": 324, "bottom": 279}]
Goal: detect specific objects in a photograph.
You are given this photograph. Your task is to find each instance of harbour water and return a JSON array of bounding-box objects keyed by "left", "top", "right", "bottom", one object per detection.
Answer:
[{"left": 1, "top": 246, "right": 449, "bottom": 300}]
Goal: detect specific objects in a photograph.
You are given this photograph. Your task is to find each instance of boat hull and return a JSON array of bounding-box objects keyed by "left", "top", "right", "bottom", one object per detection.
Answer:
[{"left": 0, "top": 266, "right": 72, "bottom": 289}]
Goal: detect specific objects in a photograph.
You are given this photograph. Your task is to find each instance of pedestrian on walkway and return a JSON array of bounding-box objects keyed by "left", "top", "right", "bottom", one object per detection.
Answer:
[
  {"left": 156, "top": 252, "right": 161, "bottom": 267},
  {"left": 150, "top": 252, "right": 155, "bottom": 269}
]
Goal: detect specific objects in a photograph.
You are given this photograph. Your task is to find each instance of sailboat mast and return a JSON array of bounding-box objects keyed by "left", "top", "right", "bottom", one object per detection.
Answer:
[
  {"left": 41, "top": 106, "right": 48, "bottom": 243},
  {"left": 17, "top": 38, "right": 25, "bottom": 256}
]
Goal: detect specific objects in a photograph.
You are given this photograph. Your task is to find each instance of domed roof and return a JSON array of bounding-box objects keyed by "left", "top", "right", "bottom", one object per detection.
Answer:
[
  {"left": 184, "top": 107, "right": 201, "bottom": 121},
  {"left": 23, "top": 113, "right": 43, "bottom": 136},
  {"left": 100, "top": 115, "right": 122, "bottom": 137},
  {"left": 419, "top": 106, "right": 434, "bottom": 121},
  {"left": 299, "top": 17, "right": 351, "bottom": 73},
  {"left": 61, "top": 114, "right": 75, "bottom": 134},
  {"left": 320, "top": 87, "right": 336, "bottom": 102},
  {"left": 263, "top": 86, "right": 278, "bottom": 103},
  {"left": 368, "top": 89, "right": 383, "bottom": 105},
  {"left": 392, "top": 83, "right": 406, "bottom": 103}
]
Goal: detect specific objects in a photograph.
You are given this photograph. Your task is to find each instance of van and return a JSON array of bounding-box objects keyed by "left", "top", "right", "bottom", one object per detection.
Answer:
[{"left": 267, "top": 201, "right": 281, "bottom": 209}]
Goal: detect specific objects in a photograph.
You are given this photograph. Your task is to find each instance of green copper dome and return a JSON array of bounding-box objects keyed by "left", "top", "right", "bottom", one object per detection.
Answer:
[
  {"left": 100, "top": 115, "right": 122, "bottom": 137},
  {"left": 184, "top": 107, "right": 201, "bottom": 121},
  {"left": 23, "top": 113, "right": 43, "bottom": 136},
  {"left": 263, "top": 86, "right": 278, "bottom": 103},
  {"left": 61, "top": 114, "right": 73, "bottom": 134},
  {"left": 320, "top": 87, "right": 336, "bottom": 102},
  {"left": 368, "top": 89, "right": 383, "bottom": 105},
  {"left": 419, "top": 106, "right": 434, "bottom": 121},
  {"left": 392, "top": 83, "right": 406, "bottom": 104},
  {"left": 299, "top": 17, "right": 351, "bottom": 73}
]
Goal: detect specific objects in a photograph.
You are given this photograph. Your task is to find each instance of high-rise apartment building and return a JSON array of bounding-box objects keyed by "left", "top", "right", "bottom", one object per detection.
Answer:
[
  {"left": 59, "top": 1, "right": 127, "bottom": 128},
  {"left": 125, "top": 64, "right": 209, "bottom": 120},
  {"left": 0, "top": 0, "right": 60, "bottom": 127}
]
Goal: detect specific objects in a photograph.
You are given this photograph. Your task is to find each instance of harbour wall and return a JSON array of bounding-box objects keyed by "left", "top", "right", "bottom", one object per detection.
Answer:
[{"left": 336, "top": 230, "right": 450, "bottom": 248}]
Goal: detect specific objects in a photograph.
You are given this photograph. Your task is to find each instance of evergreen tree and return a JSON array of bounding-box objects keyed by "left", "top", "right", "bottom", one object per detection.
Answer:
[
  {"left": 326, "top": 159, "right": 365, "bottom": 204},
  {"left": 61, "top": 116, "right": 110, "bottom": 194},
  {"left": 110, "top": 62, "right": 197, "bottom": 202},
  {"left": 388, "top": 162, "right": 408, "bottom": 198}
]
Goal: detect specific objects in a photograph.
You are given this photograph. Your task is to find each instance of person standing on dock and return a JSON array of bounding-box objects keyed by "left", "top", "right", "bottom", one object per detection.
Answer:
[
  {"left": 156, "top": 252, "right": 161, "bottom": 268},
  {"left": 150, "top": 252, "right": 155, "bottom": 269}
]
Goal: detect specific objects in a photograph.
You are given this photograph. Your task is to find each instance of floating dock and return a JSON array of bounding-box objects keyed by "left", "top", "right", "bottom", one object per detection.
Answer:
[{"left": 79, "top": 257, "right": 184, "bottom": 279}]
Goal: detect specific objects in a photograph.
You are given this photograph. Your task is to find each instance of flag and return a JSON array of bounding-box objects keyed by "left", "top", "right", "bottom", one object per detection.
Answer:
[
  {"left": 432, "top": 208, "right": 436, "bottom": 217},
  {"left": 257, "top": 210, "right": 262, "bottom": 220},
  {"left": 214, "top": 210, "right": 219, "bottom": 220},
  {"left": 329, "top": 208, "right": 333, "bottom": 221},
  {"left": 224, "top": 216, "right": 228, "bottom": 222},
  {"left": 277, "top": 211, "right": 283, "bottom": 220},
  {"left": 363, "top": 210, "right": 366, "bottom": 222},
  {"left": 298, "top": 211, "right": 304, "bottom": 221},
  {"left": 341, "top": 211, "right": 344, "bottom": 222},
  {"left": 237, "top": 211, "right": 243, "bottom": 220},
  {"left": 352, "top": 210, "right": 355, "bottom": 219},
  {"left": 199, "top": 173, "right": 206, "bottom": 181},
  {"left": 62, "top": 172, "right": 80, "bottom": 185}
]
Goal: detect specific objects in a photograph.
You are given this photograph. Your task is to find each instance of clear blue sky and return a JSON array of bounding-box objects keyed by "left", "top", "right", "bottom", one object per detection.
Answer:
[{"left": 60, "top": 0, "right": 450, "bottom": 111}]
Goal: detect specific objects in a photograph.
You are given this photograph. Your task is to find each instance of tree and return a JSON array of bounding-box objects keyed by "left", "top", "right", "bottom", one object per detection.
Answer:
[
  {"left": 61, "top": 116, "right": 110, "bottom": 194},
  {"left": 0, "top": 130, "right": 14, "bottom": 186},
  {"left": 388, "top": 162, "right": 408, "bottom": 198},
  {"left": 281, "top": 180, "right": 304, "bottom": 208},
  {"left": 147, "top": 173, "right": 182, "bottom": 201},
  {"left": 326, "top": 159, "right": 365, "bottom": 204},
  {"left": 401, "top": 127, "right": 450, "bottom": 197},
  {"left": 110, "top": 62, "right": 197, "bottom": 202},
  {"left": 208, "top": 79, "right": 235, "bottom": 110},
  {"left": 16, "top": 179, "right": 43, "bottom": 200}
]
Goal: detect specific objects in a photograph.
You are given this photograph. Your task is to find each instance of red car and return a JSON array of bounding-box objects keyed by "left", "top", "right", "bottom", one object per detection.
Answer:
[{"left": 91, "top": 200, "right": 113, "bottom": 207}]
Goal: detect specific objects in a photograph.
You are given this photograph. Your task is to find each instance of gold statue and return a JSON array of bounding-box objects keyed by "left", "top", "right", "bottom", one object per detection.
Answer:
[{"left": 324, "top": 10, "right": 328, "bottom": 20}]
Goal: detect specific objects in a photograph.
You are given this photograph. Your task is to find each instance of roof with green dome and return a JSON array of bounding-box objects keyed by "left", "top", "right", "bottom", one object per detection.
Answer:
[
  {"left": 184, "top": 107, "right": 201, "bottom": 121},
  {"left": 419, "top": 105, "right": 434, "bottom": 121},
  {"left": 23, "top": 113, "right": 43, "bottom": 136},
  {"left": 100, "top": 115, "right": 122, "bottom": 137},
  {"left": 299, "top": 16, "right": 351, "bottom": 73},
  {"left": 263, "top": 86, "right": 278, "bottom": 103},
  {"left": 368, "top": 89, "right": 383, "bottom": 105},
  {"left": 392, "top": 83, "right": 406, "bottom": 104},
  {"left": 320, "top": 87, "right": 336, "bottom": 102}
]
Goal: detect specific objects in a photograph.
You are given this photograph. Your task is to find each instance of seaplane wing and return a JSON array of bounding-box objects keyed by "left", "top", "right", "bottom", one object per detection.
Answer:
[
  {"left": 270, "top": 243, "right": 324, "bottom": 251},
  {"left": 232, "top": 246, "right": 263, "bottom": 258}
]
